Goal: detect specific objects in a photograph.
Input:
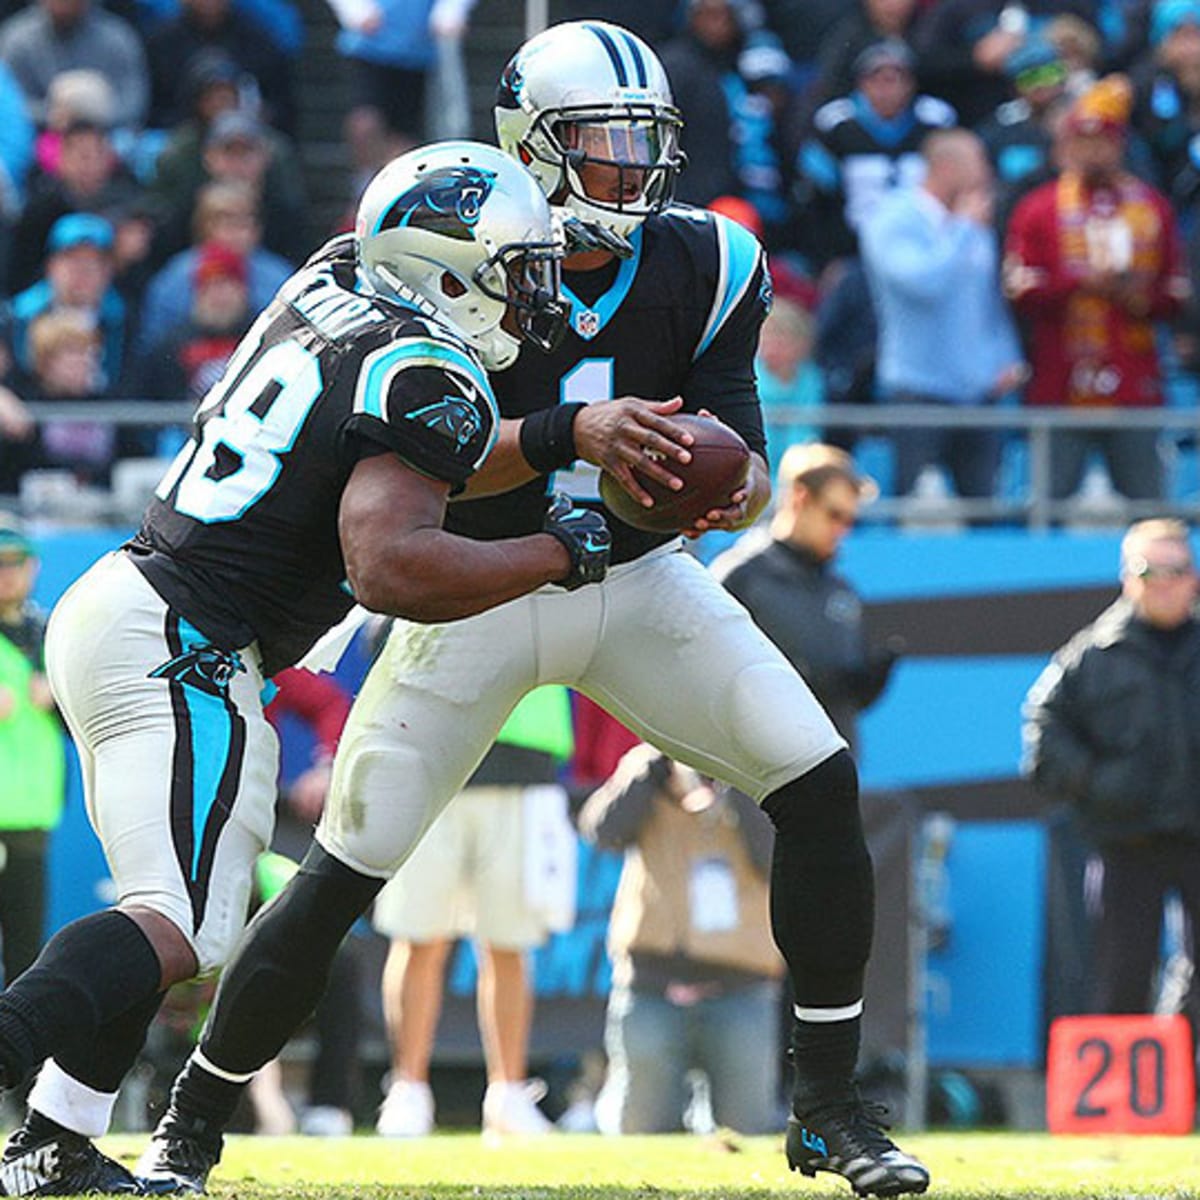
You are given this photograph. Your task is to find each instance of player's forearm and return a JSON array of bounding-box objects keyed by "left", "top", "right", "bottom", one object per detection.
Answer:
[
  {"left": 348, "top": 528, "right": 570, "bottom": 622},
  {"left": 454, "top": 419, "right": 541, "bottom": 498}
]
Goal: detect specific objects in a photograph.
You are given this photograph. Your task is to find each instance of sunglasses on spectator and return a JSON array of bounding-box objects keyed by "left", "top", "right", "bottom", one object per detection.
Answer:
[
  {"left": 1015, "top": 63, "right": 1067, "bottom": 92},
  {"left": 818, "top": 501, "right": 857, "bottom": 528},
  {"left": 1129, "top": 559, "right": 1194, "bottom": 580}
]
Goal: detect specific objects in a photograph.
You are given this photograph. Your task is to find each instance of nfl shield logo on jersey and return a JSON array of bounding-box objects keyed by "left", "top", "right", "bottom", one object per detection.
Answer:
[{"left": 575, "top": 309, "right": 600, "bottom": 339}]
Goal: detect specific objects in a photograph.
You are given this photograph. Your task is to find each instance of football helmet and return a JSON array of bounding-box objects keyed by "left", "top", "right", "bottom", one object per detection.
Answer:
[
  {"left": 356, "top": 140, "right": 568, "bottom": 370},
  {"left": 495, "top": 20, "right": 685, "bottom": 238}
]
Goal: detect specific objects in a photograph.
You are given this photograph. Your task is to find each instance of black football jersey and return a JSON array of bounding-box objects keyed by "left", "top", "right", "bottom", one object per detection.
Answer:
[
  {"left": 445, "top": 206, "right": 770, "bottom": 563},
  {"left": 129, "top": 236, "right": 498, "bottom": 676}
]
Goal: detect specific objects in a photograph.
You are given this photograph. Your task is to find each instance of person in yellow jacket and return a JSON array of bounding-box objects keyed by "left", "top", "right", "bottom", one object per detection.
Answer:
[
  {"left": 579, "top": 742, "right": 784, "bottom": 1135},
  {"left": 0, "top": 517, "right": 64, "bottom": 986}
]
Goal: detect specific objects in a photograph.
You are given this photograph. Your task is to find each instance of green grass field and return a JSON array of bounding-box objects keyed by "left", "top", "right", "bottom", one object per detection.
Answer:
[{"left": 99, "top": 1131, "right": 1200, "bottom": 1199}]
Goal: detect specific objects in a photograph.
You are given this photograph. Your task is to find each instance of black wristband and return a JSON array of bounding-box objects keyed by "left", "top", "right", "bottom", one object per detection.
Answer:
[{"left": 519, "top": 403, "right": 585, "bottom": 475}]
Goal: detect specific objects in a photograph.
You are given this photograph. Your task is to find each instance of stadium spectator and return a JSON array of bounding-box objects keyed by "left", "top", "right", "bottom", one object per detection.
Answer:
[
  {"left": 1003, "top": 74, "right": 1190, "bottom": 503},
  {"left": 5, "top": 212, "right": 127, "bottom": 395},
  {"left": 579, "top": 744, "right": 784, "bottom": 1135},
  {"left": 560, "top": 0, "right": 681, "bottom": 45},
  {"left": 19, "top": 309, "right": 114, "bottom": 485},
  {"left": 136, "top": 179, "right": 290, "bottom": 357},
  {"left": 658, "top": 0, "right": 748, "bottom": 208},
  {"left": 731, "top": 30, "right": 796, "bottom": 243},
  {"left": 143, "top": 0, "right": 297, "bottom": 135},
  {"left": 146, "top": 48, "right": 252, "bottom": 183},
  {"left": 147, "top": 106, "right": 308, "bottom": 267},
  {"left": 861, "top": 128, "right": 1025, "bottom": 503},
  {"left": 0, "top": 515, "right": 64, "bottom": 987},
  {"left": 129, "top": 240, "right": 252, "bottom": 408},
  {"left": 1045, "top": 11, "right": 1102, "bottom": 98},
  {"left": 34, "top": 68, "right": 114, "bottom": 178},
  {"left": 374, "top": 686, "right": 576, "bottom": 1138},
  {"left": 812, "top": 257, "right": 878, "bottom": 450},
  {"left": 712, "top": 442, "right": 897, "bottom": 756},
  {"left": 0, "top": 379, "right": 37, "bottom": 497},
  {"left": 8, "top": 117, "right": 143, "bottom": 295},
  {"left": 754, "top": 295, "right": 823, "bottom": 459},
  {"left": 1128, "top": 0, "right": 1200, "bottom": 207},
  {"left": 1023, "top": 517, "right": 1200, "bottom": 1018},
  {"left": 0, "top": 58, "right": 34, "bottom": 293},
  {"left": 792, "top": 38, "right": 956, "bottom": 269},
  {"left": 976, "top": 38, "right": 1070, "bottom": 226},
  {"left": 807, "top": 0, "right": 923, "bottom": 118},
  {"left": 911, "top": 0, "right": 1098, "bottom": 128},
  {"left": 0, "top": 0, "right": 149, "bottom": 131},
  {"left": 328, "top": 0, "right": 477, "bottom": 195}
]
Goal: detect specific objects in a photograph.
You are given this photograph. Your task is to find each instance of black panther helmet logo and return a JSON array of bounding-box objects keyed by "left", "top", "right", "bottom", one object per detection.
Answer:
[{"left": 376, "top": 166, "right": 497, "bottom": 242}]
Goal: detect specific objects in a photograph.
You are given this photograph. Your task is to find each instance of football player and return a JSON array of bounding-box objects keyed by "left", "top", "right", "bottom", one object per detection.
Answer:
[
  {"left": 0, "top": 140, "right": 611, "bottom": 1197},
  {"left": 139, "top": 21, "right": 929, "bottom": 1198}
]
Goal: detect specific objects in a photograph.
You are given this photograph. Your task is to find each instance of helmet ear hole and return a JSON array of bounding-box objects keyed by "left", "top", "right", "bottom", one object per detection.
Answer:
[{"left": 440, "top": 270, "right": 467, "bottom": 299}]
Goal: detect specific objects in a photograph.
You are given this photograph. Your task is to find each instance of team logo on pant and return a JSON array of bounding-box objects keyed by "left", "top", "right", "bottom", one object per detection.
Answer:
[
  {"left": 149, "top": 645, "right": 246, "bottom": 697},
  {"left": 377, "top": 167, "right": 496, "bottom": 242}
]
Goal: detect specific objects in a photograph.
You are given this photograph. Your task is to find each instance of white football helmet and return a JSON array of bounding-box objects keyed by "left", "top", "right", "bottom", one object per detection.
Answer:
[
  {"left": 356, "top": 140, "right": 568, "bottom": 370},
  {"left": 494, "top": 20, "right": 685, "bottom": 238}
]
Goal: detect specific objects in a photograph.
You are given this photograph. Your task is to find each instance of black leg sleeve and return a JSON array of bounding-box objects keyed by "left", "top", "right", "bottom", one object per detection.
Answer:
[
  {"left": 761, "top": 750, "right": 875, "bottom": 1009},
  {"left": 199, "top": 843, "right": 383, "bottom": 1076},
  {"left": 0, "top": 910, "right": 161, "bottom": 1088},
  {"left": 55, "top": 989, "right": 166, "bottom": 1095}
]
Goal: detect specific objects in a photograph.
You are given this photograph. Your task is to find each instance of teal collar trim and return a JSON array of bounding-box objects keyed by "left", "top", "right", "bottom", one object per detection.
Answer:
[{"left": 562, "top": 228, "right": 643, "bottom": 341}]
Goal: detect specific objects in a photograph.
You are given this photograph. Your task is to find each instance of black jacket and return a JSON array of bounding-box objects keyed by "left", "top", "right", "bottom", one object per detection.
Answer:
[
  {"left": 712, "top": 530, "right": 896, "bottom": 751},
  {"left": 1023, "top": 599, "right": 1200, "bottom": 845}
]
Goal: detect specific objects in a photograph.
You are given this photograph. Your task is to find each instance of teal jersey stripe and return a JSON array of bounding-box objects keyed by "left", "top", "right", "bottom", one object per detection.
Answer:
[
  {"left": 178, "top": 619, "right": 234, "bottom": 879},
  {"left": 695, "top": 214, "right": 762, "bottom": 360},
  {"left": 356, "top": 337, "right": 495, "bottom": 416}
]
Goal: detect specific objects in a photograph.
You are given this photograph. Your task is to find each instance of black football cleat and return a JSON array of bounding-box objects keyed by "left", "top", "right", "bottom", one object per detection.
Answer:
[
  {"left": 786, "top": 1095, "right": 930, "bottom": 1198},
  {"left": 134, "top": 1122, "right": 221, "bottom": 1197},
  {"left": 0, "top": 1120, "right": 141, "bottom": 1196}
]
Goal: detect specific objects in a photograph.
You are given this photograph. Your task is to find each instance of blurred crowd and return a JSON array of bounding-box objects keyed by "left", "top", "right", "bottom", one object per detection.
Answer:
[
  {"left": 598, "top": 0, "right": 1200, "bottom": 510},
  {"left": 0, "top": 0, "right": 1197, "bottom": 510}
]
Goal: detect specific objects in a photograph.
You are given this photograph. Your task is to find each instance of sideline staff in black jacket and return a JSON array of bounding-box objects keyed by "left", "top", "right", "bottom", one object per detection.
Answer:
[
  {"left": 1023, "top": 517, "right": 1200, "bottom": 1015},
  {"left": 712, "top": 442, "right": 900, "bottom": 753}
]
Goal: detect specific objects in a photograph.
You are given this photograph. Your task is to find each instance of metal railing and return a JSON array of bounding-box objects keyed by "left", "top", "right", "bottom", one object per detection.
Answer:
[
  {"left": 764, "top": 402, "right": 1200, "bottom": 530},
  {"left": 18, "top": 399, "right": 1200, "bottom": 530}
]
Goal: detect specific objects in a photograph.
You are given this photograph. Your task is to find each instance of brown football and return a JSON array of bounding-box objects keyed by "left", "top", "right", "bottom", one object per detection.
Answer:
[{"left": 598, "top": 414, "right": 751, "bottom": 533}]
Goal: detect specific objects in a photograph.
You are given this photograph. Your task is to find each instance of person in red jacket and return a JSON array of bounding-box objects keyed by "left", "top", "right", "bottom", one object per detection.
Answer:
[{"left": 1003, "top": 74, "right": 1191, "bottom": 502}]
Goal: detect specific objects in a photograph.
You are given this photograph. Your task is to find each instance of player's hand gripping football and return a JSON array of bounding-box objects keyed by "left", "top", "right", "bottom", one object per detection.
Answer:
[
  {"left": 543, "top": 492, "right": 612, "bottom": 590},
  {"left": 574, "top": 395, "right": 694, "bottom": 508},
  {"left": 680, "top": 409, "right": 759, "bottom": 539}
]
